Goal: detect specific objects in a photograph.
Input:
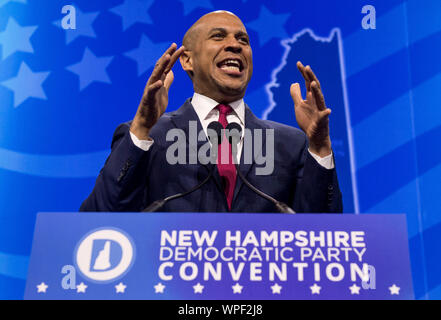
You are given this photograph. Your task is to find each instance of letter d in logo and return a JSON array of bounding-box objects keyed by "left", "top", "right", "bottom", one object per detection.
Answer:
[{"left": 74, "top": 228, "right": 135, "bottom": 283}]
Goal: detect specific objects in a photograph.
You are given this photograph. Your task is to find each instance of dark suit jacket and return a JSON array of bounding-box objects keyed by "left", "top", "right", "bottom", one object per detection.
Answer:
[{"left": 80, "top": 99, "right": 342, "bottom": 213}]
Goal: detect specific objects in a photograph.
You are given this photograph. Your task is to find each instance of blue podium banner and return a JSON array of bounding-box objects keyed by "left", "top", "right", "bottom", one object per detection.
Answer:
[{"left": 25, "top": 213, "right": 413, "bottom": 300}]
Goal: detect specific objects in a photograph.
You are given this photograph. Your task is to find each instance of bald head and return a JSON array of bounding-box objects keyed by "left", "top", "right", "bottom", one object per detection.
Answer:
[
  {"left": 183, "top": 11, "right": 243, "bottom": 51},
  {"left": 179, "top": 10, "right": 253, "bottom": 103}
]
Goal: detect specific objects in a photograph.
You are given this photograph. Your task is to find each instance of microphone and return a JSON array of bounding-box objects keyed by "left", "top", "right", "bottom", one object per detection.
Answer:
[
  {"left": 142, "top": 121, "right": 224, "bottom": 212},
  {"left": 225, "top": 122, "right": 296, "bottom": 214}
]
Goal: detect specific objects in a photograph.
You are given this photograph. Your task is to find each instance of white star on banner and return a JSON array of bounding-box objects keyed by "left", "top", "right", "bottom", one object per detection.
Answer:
[
  {"left": 389, "top": 284, "right": 400, "bottom": 295},
  {"left": 0, "top": 17, "right": 37, "bottom": 60},
  {"left": 36, "top": 282, "right": 48, "bottom": 293},
  {"left": 179, "top": 0, "right": 213, "bottom": 16},
  {"left": 232, "top": 283, "right": 243, "bottom": 294},
  {"left": 349, "top": 284, "right": 361, "bottom": 295},
  {"left": 115, "top": 282, "right": 127, "bottom": 293},
  {"left": 1, "top": 62, "right": 50, "bottom": 107},
  {"left": 0, "top": 0, "right": 26, "bottom": 8},
  {"left": 271, "top": 283, "right": 282, "bottom": 294},
  {"left": 310, "top": 283, "right": 321, "bottom": 295},
  {"left": 110, "top": 0, "right": 154, "bottom": 31},
  {"left": 193, "top": 283, "right": 204, "bottom": 294},
  {"left": 53, "top": 8, "right": 100, "bottom": 45},
  {"left": 154, "top": 282, "right": 165, "bottom": 293},
  {"left": 76, "top": 282, "right": 88, "bottom": 293},
  {"left": 247, "top": 5, "right": 291, "bottom": 46},
  {"left": 66, "top": 47, "right": 113, "bottom": 91},
  {"left": 124, "top": 35, "right": 170, "bottom": 76}
]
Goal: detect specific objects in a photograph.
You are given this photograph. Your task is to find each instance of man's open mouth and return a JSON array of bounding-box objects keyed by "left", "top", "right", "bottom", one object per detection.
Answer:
[{"left": 217, "top": 58, "right": 244, "bottom": 73}]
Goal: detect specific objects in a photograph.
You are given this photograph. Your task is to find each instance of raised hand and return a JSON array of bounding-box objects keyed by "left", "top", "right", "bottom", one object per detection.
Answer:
[
  {"left": 130, "top": 43, "right": 185, "bottom": 140},
  {"left": 290, "top": 61, "right": 332, "bottom": 157}
]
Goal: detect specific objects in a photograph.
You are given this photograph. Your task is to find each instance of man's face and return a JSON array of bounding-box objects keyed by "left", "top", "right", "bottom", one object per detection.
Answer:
[{"left": 183, "top": 13, "right": 253, "bottom": 103}]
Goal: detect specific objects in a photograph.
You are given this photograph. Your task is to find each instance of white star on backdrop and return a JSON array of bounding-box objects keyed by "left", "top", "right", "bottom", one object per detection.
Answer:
[
  {"left": 0, "top": 17, "right": 37, "bottom": 60},
  {"left": 36, "top": 282, "right": 48, "bottom": 293},
  {"left": 179, "top": 0, "right": 213, "bottom": 16},
  {"left": 247, "top": 5, "right": 291, "bottom": 46},
  {"left": 124, "top": 35, "right": 170, "bottom": 76},
  {"left": 270, "top": 283, "right": 282, "bottom": 294},
  {"left": 110, "top": 0, "right": 154, "bottom": 31},
  {"left": 54, "top": 8, "right": 100, "bottom": 45},
  {"left": 154, "top": 282, "right": 165, "bottom": 293},
  {"left": 0, "top": 0, "right": 26, "bottom": 8},
  {"left": 193, "top": 283, "right": 204, "bottom": 294},
  {"left": 310, "top": 283, "right": 321, "bottom": 295},
  {"left": 115, "top": 282, "right": 127, "bottom": 293},
  {"left": 389, "top": 284, "right": 400, "bottom": 295},
  {"left": 232, "top": 283, "right": 243, "bottom": 294},
  {"left": 76, "top": 282, "right": 88, "bottom": 293},
  {"left": 1, "top": 62, "right": 50, "bottom": 107},
  {"left": 349, "top": 284, "right": 361, "bottom": 295},
  {"left": 66, "top": 47, "right": 113, "bottom": 90}
]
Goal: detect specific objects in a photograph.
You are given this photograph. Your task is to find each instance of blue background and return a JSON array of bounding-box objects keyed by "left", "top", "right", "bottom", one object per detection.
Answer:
[{"left": 0, "top": 0, "right": 440, "bottom": 299}]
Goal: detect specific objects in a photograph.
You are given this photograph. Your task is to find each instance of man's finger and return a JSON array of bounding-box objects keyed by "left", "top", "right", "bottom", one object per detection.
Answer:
[
  {"left": 318, "top": 108, "right": 331, "bottom": 123},
  {"left": 164, "top": 70, "right": 174, "bottom": 91},
  {"left": 144, "top": 80, "right": 163, "bottom": 105},
  {"left": 161, "top": 42, "right": 179, "bottom": 61},
  {"left": 164, "top": 46, "right": 185, "bottom": 74},
  {"left": 290, "top": 83, "right": 303, "bottom": 106},
  {"left": 149, "top": 54, "right": 171, "bottom": 85},
  {"left": 305, "top": 65, "right": 321, "bottom": 89},
  {"left": 149, "top": 43, "right": 178, "bottom": 83},
  {"left": 311, "top": 81, "right": 326, "bottom": 110},
  {"left": 297, "top": 61, "right": 311, "bottom": 91}
]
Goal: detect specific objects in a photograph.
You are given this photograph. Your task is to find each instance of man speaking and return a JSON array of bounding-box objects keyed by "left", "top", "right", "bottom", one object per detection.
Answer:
[{"left": 80, "top": 11, "right": 342, "bottom": 213}]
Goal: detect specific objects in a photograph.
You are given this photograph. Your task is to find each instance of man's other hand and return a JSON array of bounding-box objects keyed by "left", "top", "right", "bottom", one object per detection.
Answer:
[
  {"left": 290, "top": 61, "right": 332, "bottom": 157},
  {"left": 130, "top": 43, "right": 185, "bottom": 140}
]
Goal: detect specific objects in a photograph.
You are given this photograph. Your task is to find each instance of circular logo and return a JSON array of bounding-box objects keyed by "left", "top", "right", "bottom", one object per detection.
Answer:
[{"left": 74, "top": 228, "right": 135, "bottom": 283}]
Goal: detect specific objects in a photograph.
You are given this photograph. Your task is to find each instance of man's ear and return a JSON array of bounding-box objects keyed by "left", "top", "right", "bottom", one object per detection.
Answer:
[{"left": 180, "top": 50, "right": 194, "bottom": 77}]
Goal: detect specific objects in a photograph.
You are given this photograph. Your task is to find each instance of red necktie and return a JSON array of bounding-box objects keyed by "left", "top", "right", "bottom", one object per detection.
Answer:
[{"left": 216, "top": 104, "right": 236, "bottom": 210}]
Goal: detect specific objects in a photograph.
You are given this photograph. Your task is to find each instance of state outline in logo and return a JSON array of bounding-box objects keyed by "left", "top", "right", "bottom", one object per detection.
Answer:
[{"left": 73, "top": 226, "right": 136, "bottom": 284}]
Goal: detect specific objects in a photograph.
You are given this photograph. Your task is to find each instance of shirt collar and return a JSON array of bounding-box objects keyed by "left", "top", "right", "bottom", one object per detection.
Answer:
[{"left": 191, "top": 92, "right": 245, "bottom": 125}]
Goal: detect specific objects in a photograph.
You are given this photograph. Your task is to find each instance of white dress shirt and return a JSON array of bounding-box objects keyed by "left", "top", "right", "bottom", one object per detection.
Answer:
[{"left": 130, "top": 92, "right": 334, "bottom": 169}]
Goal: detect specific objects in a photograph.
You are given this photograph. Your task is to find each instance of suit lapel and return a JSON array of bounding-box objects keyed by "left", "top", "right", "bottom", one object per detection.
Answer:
[
  {"left": 232, "top": 104, "right": 267, "bottom": 205},
  {"left": 170, "top": 99, "right": 224, "bottom": 194},
  {"left": 169, "top": 100, "right": 268, "bottom": 210}
]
